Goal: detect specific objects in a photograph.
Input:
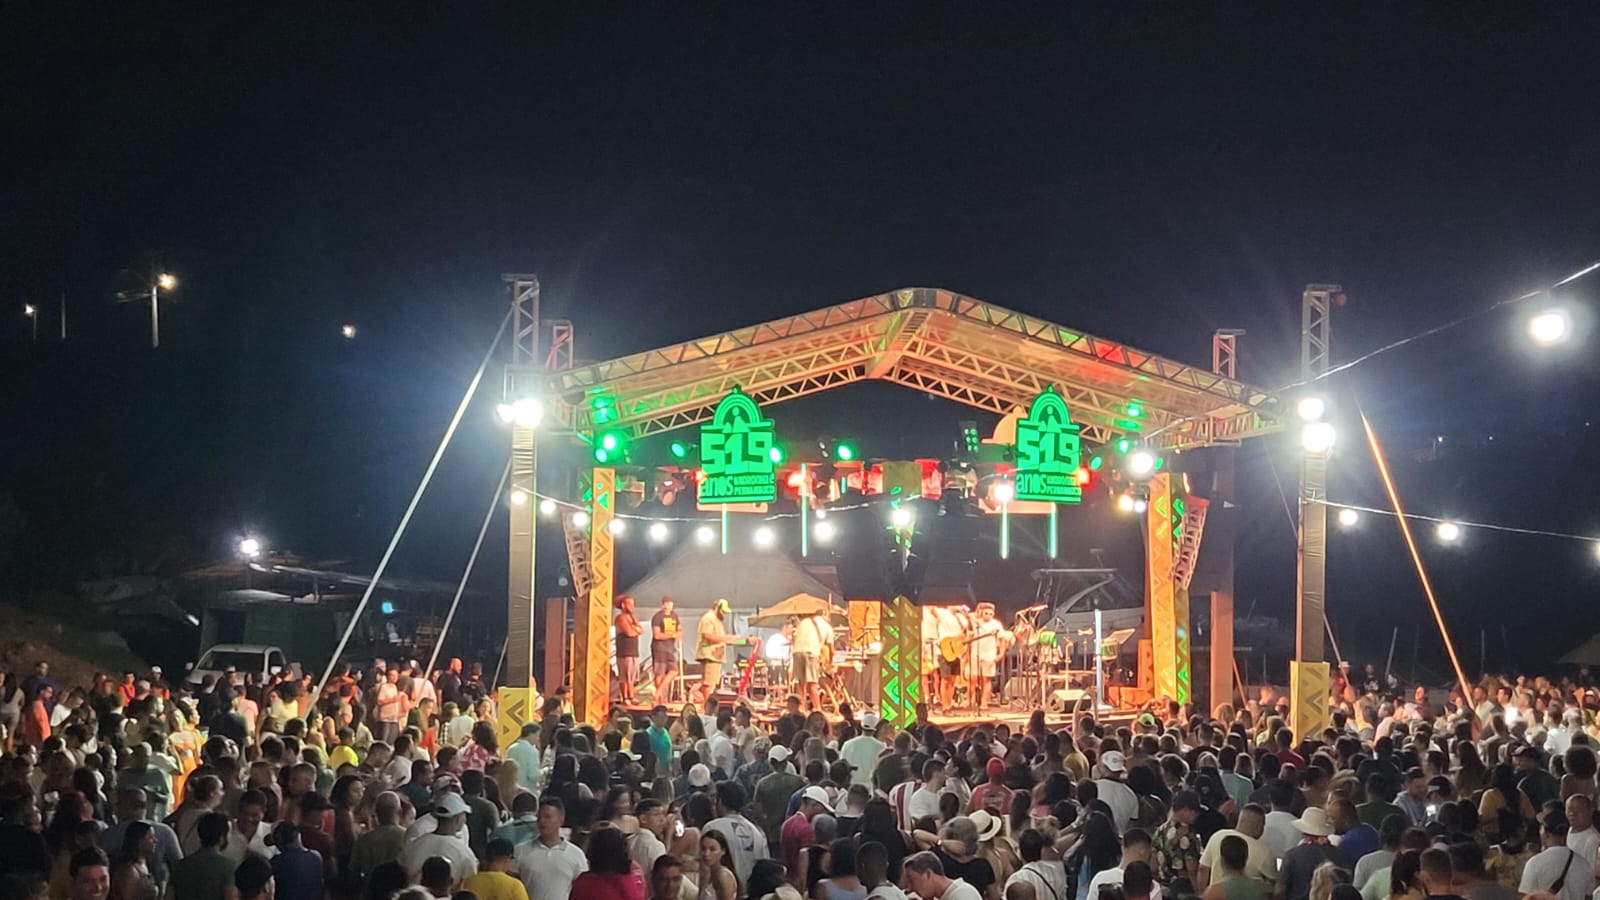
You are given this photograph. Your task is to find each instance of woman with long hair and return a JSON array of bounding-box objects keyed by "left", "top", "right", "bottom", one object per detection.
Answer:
[
  {"left": 671, "top": 704, "right": 700, "bottom": 752},
  {"left": 1478, "top": 763, "right": 1535, "bottom": 835},
  {"left": 1454, "top": 740, "right": 1490, "bottom": 799},
  {"left": 699, "top": 828, "right": 738, "bottom": 900},
  {"left": 572, "top": 824, "right": 647, "bottom": 900},
  {"left": 1385, "top": 851, "right": 1424, "bottom": 900},
  {"left": 110, "top": 821, "right": 159, "bottom": 900},
  {"left": 1068, "top": 810, "right": 1121, "bottom": 900},
  {"left": 804, "top": 711, "right": 831, "bottom": 746},
  {"left": 458, "top": 720, "right": 500, "bottom": 772},
  {"left": 857, "top": 797, "right": 912, "bottom": 883},
  {"left": 0, "top": 671, "right": 22, "bottom": 751},
  {"left": 330, "top": 774, "right": 367, "bottom": 875}
]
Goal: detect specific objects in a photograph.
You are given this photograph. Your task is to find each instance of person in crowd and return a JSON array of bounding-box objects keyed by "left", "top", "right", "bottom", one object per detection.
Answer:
[
  {"left": 514, "top": 796, "right": 588, "bottom": 900},
  {"left": 167, "top": 813, "right": 237, "bottom": 900},
  {"left": 1275, "top": 808, "right": 1349, "bottom": 900},
  {"left": 1203, "top": 835, "right": 1268, "bottom": 900},
  {"left": 572, "top": 825, "right": 646, "bottom": 900},
  {"left": 904, "top": 850, "right": 984, "bottom": 900},
  {"left": 1518, "top": 811, "right": 1594, "bottom": 900}
]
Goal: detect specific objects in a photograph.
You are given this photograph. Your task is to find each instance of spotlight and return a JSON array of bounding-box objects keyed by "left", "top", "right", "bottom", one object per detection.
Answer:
[
  {"left": 1128, "top": 451, "right": 1155, "bottom": 476},
  {"left": 509, "top": 489, "right": 529, "bottom": 506},
  {"left": 1337, "top": 508, "right": 1360, "bottom": 528},
  {"left": 695, "top": 525, "right": 716, "bottom": 546},
  {"left": 1436, "top": 521, "right": 1461, "bottom": 543},
  {"left": 1301, "top": 421, "right": 1337, "bottom": 454},
  {"left": 1529, "top": 309, "right": 1570, "bottom": 346},
  {"left": 570, "top": 511, "right": 590, "bottom": 528},
  {"left": 648, "top": 522, "right": 670, "bottom": 544},
  {"left": 814, "top": 521, "right": 837, "bottom": 543},
  {"left": 753, "top": 526, "right": 776, "bottom": 549},
  {"left": 890, "top": 507, "right": 914, "bottom": 528},
  {"left": 496, "top": 403, "right": 516, "bottom": 423},
  {"left": 1297, "top": 396, "right": 1327, "bottom": 421},
  {"left": 992, "top": 481, "right": 1015, "bottom": 504},
  {"left": 813, "top": 508, "right": 827, "bottom": 520},
  {"left": 341, "top": 323, "right": 357, "bottom": 340},
  {"left": 1117, "top": 493, "right": 1136, "bottom": 513},
  {"left": 1592, "top": 541, "right": 1600, "bottom": 562},
  {"left": 497, "top": 397, "right": 543, "bottom": 428},
  {"left": 538, "top": 499, "right": 557, "bottom": 516},
  {"left": 238, "top": 537, "right": 262, "bottom": 558},
  {"left": 1132, "top": 498, "right": 1148, "bottom": 515},
  {"left": 607, "top": 518, "right": 626, "bottom": 537}
]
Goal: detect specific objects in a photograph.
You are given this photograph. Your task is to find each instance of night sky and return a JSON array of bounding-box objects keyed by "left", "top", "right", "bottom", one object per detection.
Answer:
[{"left": 4, "top": 7, "right": 1599, "bottom": 673}]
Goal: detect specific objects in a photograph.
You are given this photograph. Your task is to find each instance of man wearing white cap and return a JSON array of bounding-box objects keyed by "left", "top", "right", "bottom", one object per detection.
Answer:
[
  {"left": 755, "top": 745, "right": 803, "bottom": 847},
  {"left": 401, "top": 792, "right": 478, "bottom": 884},
  {"left": 1095, "top": 751, "right": 1139, "bottom": 833},
  {"left": 841, "top": 713, "right": 890, "bottom": 788},
  {"left": 781, "top": 786, "right": 833, "bottom": 877}
]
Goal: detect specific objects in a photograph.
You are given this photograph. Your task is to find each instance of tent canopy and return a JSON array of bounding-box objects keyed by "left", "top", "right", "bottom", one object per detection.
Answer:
[
  {"left": 1560, "top": 634, "right": 1600, "bottom": 666},
  {"left": 621, "top": 543, "right": 839, "bottom": 615}
]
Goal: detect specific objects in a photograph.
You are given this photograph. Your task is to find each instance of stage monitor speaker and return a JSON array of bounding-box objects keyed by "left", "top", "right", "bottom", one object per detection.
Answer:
[{"left": 1046, "top": 688, "right": 1089, "bottom": 713}]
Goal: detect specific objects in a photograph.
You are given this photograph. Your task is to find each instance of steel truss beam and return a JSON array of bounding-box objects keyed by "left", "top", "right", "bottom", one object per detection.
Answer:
[{"left": 553, "top": 287, "right": 1284, "bottom": 449}]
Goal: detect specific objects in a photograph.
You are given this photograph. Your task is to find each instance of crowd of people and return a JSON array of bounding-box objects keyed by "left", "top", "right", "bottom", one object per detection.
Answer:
[{"left": 6, "top": 651, "right": 1600, "bottom": 900}]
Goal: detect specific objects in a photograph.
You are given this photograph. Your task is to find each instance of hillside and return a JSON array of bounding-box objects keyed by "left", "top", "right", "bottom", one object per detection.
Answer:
[{"left": 0, "top": 598, "right": 150, "bottom": 689}]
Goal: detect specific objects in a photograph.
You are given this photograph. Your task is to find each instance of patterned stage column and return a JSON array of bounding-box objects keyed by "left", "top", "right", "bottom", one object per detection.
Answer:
[
  {"left": 1170, "top": 495, "right": 1191, "bottom": 706},
  {"left": 878, "top": 595, "right": 922, "bottom": 731},
  {"left": 573, "top": 467, "right": 614, "bottom": 728},
  {"left": 1146, "top": 474, "right": 1177, "bottom": 703}
]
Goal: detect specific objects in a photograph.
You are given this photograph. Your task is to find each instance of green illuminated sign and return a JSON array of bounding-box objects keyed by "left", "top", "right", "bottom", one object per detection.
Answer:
[
  {"left": 698, "top": 389, "right": 777, "bottom": 505},
  {"left": 1014, "top": 387, "right": 1083, "bottom": 504}
]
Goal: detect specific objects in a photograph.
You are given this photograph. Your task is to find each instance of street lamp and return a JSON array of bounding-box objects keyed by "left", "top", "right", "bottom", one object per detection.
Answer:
[
  {"left": 341, "top": 323, "right": 357, "bottom": 340},
  {"left": 238, "top": 536, "right": 262, "bottom": 589},
  {"left": 1436, "top": 521, "right": 1462, "bottom": 543},
  {"left": 150, "top": 273, "right": 176, "bottom": 349},
  {"left": 1337, "top": 507, "right": 1360, "bottom": 528},
  {"left": 1528, "top": 309, "right": 1570, "bottom": 346},
  {"left": 22, "top": 304, "right": 37, "bottom": 341},
  {"left": 890, "top": 506, "right": 914, "bottom": 528}
]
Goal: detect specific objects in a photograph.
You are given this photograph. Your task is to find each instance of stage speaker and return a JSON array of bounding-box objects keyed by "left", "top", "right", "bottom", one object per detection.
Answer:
[{"left": 1046, "top": 688, "right": 1089, "bottom": 713}]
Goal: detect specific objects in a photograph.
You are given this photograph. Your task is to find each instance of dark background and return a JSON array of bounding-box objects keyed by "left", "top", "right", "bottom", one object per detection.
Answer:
[{"left": 3, "top": 6, "right": 1598, "bottom": 674}]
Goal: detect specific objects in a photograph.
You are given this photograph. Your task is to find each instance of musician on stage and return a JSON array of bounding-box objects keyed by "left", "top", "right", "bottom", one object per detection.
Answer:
[
  {"left": 695, "top": 598, "right": 750, "bottom": 704},
  {"left": 790, "top": 611, "right": 835, "bottom": 711},
  {"left": 925, "top": 605, "right": 970, "bottom": 712},
  {"left": 968, "top": 601, "right": 1013, "bottom": 712}
]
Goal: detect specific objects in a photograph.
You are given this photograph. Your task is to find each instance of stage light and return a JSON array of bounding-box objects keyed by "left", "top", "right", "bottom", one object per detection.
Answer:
[
  {"left": 695, "top": 525, "right": 716, "bottom": 545},
  {"left": 813, "top": 508, "right": 827, "bottom": 520},
  {"left": 814, "top": 520, "right": 836, "bottom": 543},
  {"left": 496, "top": 403, "right": 516, "bottom": 423},
  {"left": 570, "top": 511, "right": 590, "bottom": 528},
  {"left": 538, "top": 498, "right": 557, "bottom": 516},
  {"left": 648, "top": 522, "right": 670, "bottom": 543},
  {"left": 509, "top": 488, "right": 528, "bottom": 506},
  {"left": 605, "top": 518, "right": 625, "bottom": 537},
  {"left": 1132, "top": 498, "right": 1148, "bottom": 514},
  {"left": 1115, "top": 438, "right": 1133, "bottom": 454},
  {"left": 769, "top": 446, "right": 785, "bottom": 464},
  {"left": 670, "top": 441, "right": 689, "bottom": 460},
  {"left": 1592, "top": 541, "right": 1600, "bottom": 562},
  {"left": 601, "top": 433, "right": 620, "bottom": 451},
  {"left": 156, "top": 273, "right": 177, "bottom": 291},
  {"left": 497, "top": 397, "right": 543, "bottom": 428},
  {"left": 992, "top": 481, "right": 1014, "bottom": 504},
  {"left": 1128, "top": 451, "right": 1155, "bottom": 476},
  {"left": 1337, "top": 508, "right": 1360, "bottom": 528},
  {"left": 1117, "top": 493, "right": 1136, "bottom": 513},
  {"left": 890, "top": 506, "right": 914, "bottom": 528},
  {"left": 22, "top": 303, "right": 36, "bottom": 317},
  {"left": 753, "top": 526, "right": 776, "bottom": 549},
  {"left": 341, "top": 323, "right": 357, "bottom": 340},
  {"left": 1089, "top": 455, "right": 1104, "bottom": 471},
  {"left": 1301, "top": 421, "right": 1337, "bottom": 454},
  {"left": 787, "top": 471, "right": 805, "bottom": 489},
  {"left": 1126, "top": 402, "right": 1143, "bottom": 418},
  {"left": 1076, "top": 467, "right": 1092, "bottom": 486},
  {"left": 380, "top": 601, "right": 395, "bottom": 616},
  {"left": 1529, "top": 309, "right": 1570, "bottom": 346},
  {"left": 1436, "top": 521, "right": 1461, "bottom": 543},
  {"left": 238, "top": 537, "right": 262, "bottom": 558},
  {"left": 1297, "top": 396, "right": 1327, "bottom": 421},
  {"left": 835, "top": 443, "right": 856, "bottom": 462}
]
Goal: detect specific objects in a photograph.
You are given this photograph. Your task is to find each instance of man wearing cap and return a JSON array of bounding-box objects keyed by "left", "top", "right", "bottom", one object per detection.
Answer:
[
  {"left": 1154, "top": 790, "right": 1205, "bottom": 886},
  {"left": 756, "top": 745, "right": 803, "bottom": 847},
  {"left": 1095, "top": 751, "right": 1140, "bottom": 833},
  {"left": 696, "top": 599, "right": 751, "bottom": 704},
  {"left": 968, "top": 602, "right": 1011, "bottom": 712},
  {"left": 1520, "top": 810, "right": 1594, "bottom": 900},
  {"left": 1272, "top": 808, "right": 1348, "bottom": 900},
  {"left": 782, "top": 786, "right": 833, "bottom": 876},
  {"left": 706, "top": 780, "right": 769, "bottom": 886},
  {"left": 516, "top": 796, "right": 588, "bottom": 900},
  {"left": 971, "top": 757, "right": 1011, "bottom": 816},
  {"left": 841, "top": 714, "right": 890, "bottom": 788},
  {"left": 402, "top": 791, "right": 478, "bottom": 883}
]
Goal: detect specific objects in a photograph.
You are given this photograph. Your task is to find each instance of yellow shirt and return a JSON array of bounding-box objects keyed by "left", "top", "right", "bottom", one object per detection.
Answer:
[{"left": 461, "top": 870, "right": 530, "bottom": 900}]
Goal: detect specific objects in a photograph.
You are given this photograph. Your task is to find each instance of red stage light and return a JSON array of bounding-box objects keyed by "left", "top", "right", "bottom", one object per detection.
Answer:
[
  {"left": 787, "top": 471, "right": 805, "bottom": 489},
  {"left": 1076, "top": 467, "right": 1092, "bottom": 485}
]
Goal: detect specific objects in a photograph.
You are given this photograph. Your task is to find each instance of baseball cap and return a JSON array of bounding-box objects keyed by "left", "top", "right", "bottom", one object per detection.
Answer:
[
  {"left": 768, "top": 745, "right": 792, "bottom": 763},
  {"left": 714, "top": 599, "right": 731, "bottom": 613},
  {"left": 860, "top": 711, "right": 880, "bottom": 729},
  {"left": 432, "top": 793, "right": 470, "bottom": 817},
  {"left": 1100, "top": 751, "right": 1127, "bottom": 773},
  {"left": 688, "top": 764, "right": 712, "bottom": 787},
  {"left": 1513, "top": 745, "right": 1541, "bottom": 761},
  {"left": 986, "top": 758, "right": 1005, "bottom": 779},
  {"left": 802, "top": 786, "right": 834, "bottom": 812},
  {"left": 1170, "top": 790, "right": 1201, "bottom": 811}
]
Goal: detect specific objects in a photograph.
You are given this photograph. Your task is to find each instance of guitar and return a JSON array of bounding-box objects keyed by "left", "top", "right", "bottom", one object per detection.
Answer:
[
  {"left": 940, "top": 627, "right": 1011, "bottom": 662},
  {"left": 736, "top": 637, "right": 762, "bottom": 697}
]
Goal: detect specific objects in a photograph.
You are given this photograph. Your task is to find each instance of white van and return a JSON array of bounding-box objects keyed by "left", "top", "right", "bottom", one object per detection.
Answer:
[{"left": 185, "top": 644, "right": 288, "bottom": 688}]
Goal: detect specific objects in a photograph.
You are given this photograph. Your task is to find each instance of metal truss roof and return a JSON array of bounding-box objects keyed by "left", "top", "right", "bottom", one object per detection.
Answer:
[{"left": 522, "top": 287, "right": 1285, "bottom": 450}]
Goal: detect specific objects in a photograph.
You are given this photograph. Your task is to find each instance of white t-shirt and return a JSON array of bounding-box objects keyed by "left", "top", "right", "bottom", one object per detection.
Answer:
[
  {"left": 705, "top": 813, "right": 768, "bottom": 885},
  {"left": 942, "top": 878, "right": 984, "bottom": 900},
  {"left": 1570, "top": 828, "right": 1600, "bottom": 872},
  {"left": 1094, "top": 779, "right": 1138, "bottom": 833},
  {"left": 1199, "top": 829, "right": 1276, "bottom": 883},
  {"left": 1008, "top": 861, "right": 1071, "bottom": 900},
  {"left": 840, "top": 735, "right": 886, "bottom": 787},
  {"left": 868, "top": 884, "right": 910, "bottom": 900},
  {"left": 384, "top": 756, "right": 413, "bottom": 788},
  {"left": 908, "top": 785, "right": 942, "bottom": 823},
  {"left": 1085, "top": 867, "right": 1165, "bottom": 900},
  {"left": 1520, "top": 846, "right": 1595, "bottom": 900},
  {"left": 515, "top": 836, "right": 589, "bottom": 900},
  {"left": 1263, "top": 810, "right": 1301, "bottom": 861},
  {"left": 402, "top": 830, "right": 478, "bottom": 882}
]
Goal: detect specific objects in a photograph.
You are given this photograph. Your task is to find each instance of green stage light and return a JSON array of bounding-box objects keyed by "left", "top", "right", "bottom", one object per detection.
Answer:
[
  {"left": 1089, "top": 455, "right": 1104, "bottom": 471},
  {"left": 1126, "top": 402, "right": 1143, "bottom": 418},
  {"left": 601, "top": 433, "right": 620, "bottom": 452},
  {"left": 670, "top": 441, "right": 689, "bottom": 460},
  {"left": 594, "top": 447, "right": 610, "bottom": 464},
  {"left": 769, "top": 445, "right": 785, "bottom": 464},
  {"left": 1115, "top": 438, "right": 1132, "bottom": 454},
  {"left": 836, "top": 443, "right": 856, "bottom": 462}
]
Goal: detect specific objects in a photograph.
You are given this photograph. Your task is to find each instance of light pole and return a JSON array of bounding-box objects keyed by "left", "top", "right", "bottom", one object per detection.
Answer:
[
  {"left": 23, "top": 304, "right": 37, "bottom": 341},
  {"left": 150, "top": 273, "right": 176, "bottom": 349},
  {"left": 238, "top": 536, "right": 262, "bottom": 589}
]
